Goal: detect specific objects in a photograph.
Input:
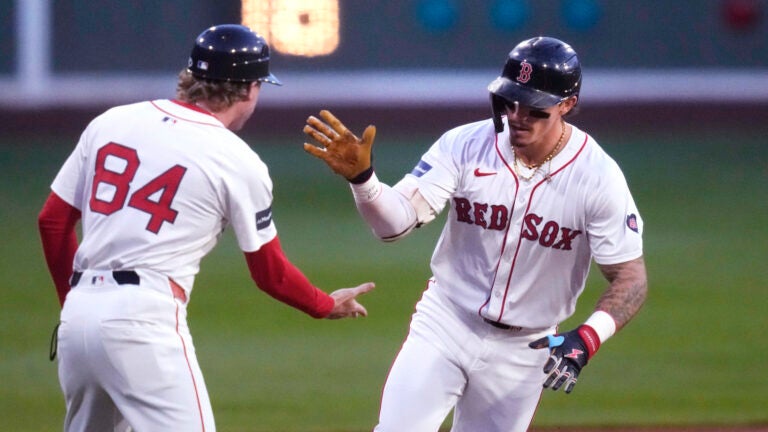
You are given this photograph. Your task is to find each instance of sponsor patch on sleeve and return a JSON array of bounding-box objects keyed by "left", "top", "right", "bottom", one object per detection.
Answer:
[
  {"left": 256, "top": 207, "right": 273, "bottom": 230},
  {"left": 410, "top": 160, "right": 433, "bottom": 177},
  {"left": 626, "top": 213, "right": 639, "bottom": 233}
]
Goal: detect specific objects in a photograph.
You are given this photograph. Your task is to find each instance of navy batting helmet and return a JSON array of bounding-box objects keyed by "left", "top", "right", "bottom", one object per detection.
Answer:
[
  {"left": 488, "top": 37, "right": 581, "bottom": 132},
  {"left": 187, "top": 24, "right": 282, "bottom": 85}
]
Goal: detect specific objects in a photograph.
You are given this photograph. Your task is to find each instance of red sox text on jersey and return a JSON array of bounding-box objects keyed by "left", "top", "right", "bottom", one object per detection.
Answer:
[
  {"left": 453, "top": 197, "right": 583, "bottom": 251},
  {"left": 404, "top": 119, "right": 642, "bottom": 329}
]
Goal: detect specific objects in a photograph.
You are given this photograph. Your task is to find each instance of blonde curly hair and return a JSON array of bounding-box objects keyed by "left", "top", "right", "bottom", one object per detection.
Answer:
[{"left": 175, "top": 69, "right": 253, "bottom": 112}]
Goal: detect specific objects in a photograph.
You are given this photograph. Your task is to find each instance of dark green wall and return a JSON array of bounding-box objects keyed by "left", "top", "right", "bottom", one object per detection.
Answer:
[
  {"left": 0, "top": 3, "right": 15, "bottom": 73},
  {"left": 1, "top": 1, "right": 766, "bottom": 75}
]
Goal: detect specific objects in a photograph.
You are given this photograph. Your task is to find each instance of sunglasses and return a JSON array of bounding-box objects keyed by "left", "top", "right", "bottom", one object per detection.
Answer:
[{"left": 505, "top": 101, "right": 552, "bottom": 119}]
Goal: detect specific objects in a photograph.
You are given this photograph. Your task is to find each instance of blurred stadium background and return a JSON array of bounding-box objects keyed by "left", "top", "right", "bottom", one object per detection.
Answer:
[
  {"left": 1, "top": 0, "right": 767, "bottom": 133},
  {"left": 1, "top": 1, "right": 766, "bottom": 431}
]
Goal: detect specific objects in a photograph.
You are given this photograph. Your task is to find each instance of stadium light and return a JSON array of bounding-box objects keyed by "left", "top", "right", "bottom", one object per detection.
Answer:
[{"left": 242, "top": 0, "right": 339, "bottom": 57}]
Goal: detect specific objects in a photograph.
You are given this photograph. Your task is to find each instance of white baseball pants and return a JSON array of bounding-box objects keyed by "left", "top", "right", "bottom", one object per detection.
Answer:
[
  {"left": 56, "top": 269, "right": 214, "bottom": 432},
  {"left": 374, "top": 284, "right": 554, "bottom": 432}
]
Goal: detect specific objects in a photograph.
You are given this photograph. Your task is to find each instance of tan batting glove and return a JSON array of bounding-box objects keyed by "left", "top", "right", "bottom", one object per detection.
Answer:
[{"left": 303, "top": 110, "right": 377, "bottom": 182}]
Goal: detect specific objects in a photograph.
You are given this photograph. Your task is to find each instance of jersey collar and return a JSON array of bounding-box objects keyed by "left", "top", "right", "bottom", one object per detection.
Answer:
[{"left": 171, "top": 99, "right": 216, "bottom": 117}]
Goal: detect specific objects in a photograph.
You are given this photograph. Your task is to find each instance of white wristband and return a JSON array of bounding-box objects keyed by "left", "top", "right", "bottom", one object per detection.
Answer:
[
  {"left": 350, "top": 172, "right": 382, "bottom": 203},
  {"left": 584, "top": 310, "right": 617, "bottom": 343}
]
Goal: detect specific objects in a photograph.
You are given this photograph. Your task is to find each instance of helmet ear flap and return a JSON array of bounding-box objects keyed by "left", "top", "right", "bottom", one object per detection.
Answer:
[{"left": 491, "top": 94, "right": 507, "bottom": 133}]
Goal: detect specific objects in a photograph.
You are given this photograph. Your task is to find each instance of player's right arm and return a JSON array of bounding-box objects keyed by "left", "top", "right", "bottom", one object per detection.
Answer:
[
  {"left": 38, "top": 192, "right": 81, "bottom": 307},
  {"left": 303, "top": 110, "right": 437, "bottom": 241},
  {"left": 348, "top": 173, "right": 436, "bottom": 241}
]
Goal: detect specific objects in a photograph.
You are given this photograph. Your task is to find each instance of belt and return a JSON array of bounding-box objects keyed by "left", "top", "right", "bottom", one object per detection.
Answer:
[
  {"left": 483, "top": 318, "right": 523, "bottom": 332},
  {"left": 70, "top": 270, "right": 139, "bottom": 287},
  {"left": 69, "top": 270, "right": 187, "bottom": 303}
]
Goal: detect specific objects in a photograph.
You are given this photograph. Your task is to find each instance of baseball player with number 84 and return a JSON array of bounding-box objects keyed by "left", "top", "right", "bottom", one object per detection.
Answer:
[{"left": 38, "top": 24, "right": 374, "bottom": 431}]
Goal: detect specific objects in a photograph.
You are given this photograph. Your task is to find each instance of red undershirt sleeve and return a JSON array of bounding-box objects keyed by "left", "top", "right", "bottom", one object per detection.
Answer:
[
  {"left": 38, "top": 192, "right": 81, "bottom": 307},
  {"left": 244, "top": 236, "right": 335, "bottom": 319}
]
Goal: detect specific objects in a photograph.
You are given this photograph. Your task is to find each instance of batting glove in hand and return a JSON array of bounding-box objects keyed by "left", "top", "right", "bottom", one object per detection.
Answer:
[
  {"left": 303, "top": 110, "right": 377, "bottom": 183},
  {"left": 528, "top": 325, "right": 601, "bottom": 394}
]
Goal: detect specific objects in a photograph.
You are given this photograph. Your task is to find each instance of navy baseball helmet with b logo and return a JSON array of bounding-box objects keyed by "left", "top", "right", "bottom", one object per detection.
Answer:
[
  {"left": 488, "top": 37, "right": 581, "bottom": 132},
  {"left": 188, "top": 24, "right": 282, "bottom": 85}
]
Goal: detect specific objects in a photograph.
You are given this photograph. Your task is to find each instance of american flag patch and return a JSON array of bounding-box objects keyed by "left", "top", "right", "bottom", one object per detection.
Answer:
[
  {"left": 626, "top": 214, "right": 639, "bottom": 233},
  {"left": 256, "top": 207, "right": 273, "bottom": 230},
  {"left": 410, "top": 160, "right": 433, "bottom": 177}
]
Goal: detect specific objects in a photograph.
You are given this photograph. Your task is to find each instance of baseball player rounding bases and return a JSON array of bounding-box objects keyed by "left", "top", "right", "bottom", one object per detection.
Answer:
[
  {"left": 38, "top": 24, "right": 374, "bottom": 431},
  {"left": 303, "top": 36, "right": 647, "bottom": 431}
]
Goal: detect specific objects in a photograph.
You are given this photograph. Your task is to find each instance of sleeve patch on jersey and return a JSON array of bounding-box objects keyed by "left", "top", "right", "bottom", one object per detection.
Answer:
[
  {"left": 256, "top": 207, "right": 273, "bottom": 230},
  {"left": 626, "top": 214, "right": 639, "bottom": 233},
  {"left": 410, "top": 160, "right": 433, "bottom": 178}
]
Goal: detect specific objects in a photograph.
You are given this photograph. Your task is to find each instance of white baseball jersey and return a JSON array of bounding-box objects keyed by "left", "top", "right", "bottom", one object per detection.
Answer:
[
  {"left": 398, "top": 116, "right": 643, "bottom": 329},
  {"left": 49, "top": 99, "right": 280, "bottom": 430},
  {"left": 51, "top": 99, "right": 277, "bottom": 293},
  {"left": 372, "top": 116, "right": 644, "bottom": 432}
]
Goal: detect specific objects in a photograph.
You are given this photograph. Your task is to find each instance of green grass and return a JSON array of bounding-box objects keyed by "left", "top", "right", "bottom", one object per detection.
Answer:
[{"left": 1, "top": 127, "right": 766, "bottom": 431}]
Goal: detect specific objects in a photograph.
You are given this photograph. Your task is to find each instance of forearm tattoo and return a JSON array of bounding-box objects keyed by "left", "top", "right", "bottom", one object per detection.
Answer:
[{"left": 596, "top": 256, "right": 648, "bottom": 331}]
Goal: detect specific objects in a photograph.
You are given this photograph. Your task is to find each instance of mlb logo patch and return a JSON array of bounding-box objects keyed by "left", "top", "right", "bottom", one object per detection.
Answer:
[
  {"left": 256, "top": 207, "right": 273, "bottom": 230},
  {"left": 410, "top": 160, "right": 433, "bottom": 178},
  {"left": 626, "top": 214, "right": 639, "bottom": 233},
  {"left": 197, "top": 60, "right": 209, "bottom": 71}
]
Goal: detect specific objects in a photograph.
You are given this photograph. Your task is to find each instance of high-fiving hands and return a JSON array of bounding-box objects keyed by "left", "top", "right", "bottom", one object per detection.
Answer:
[{"left": 303, "top": 110, "right": 377, "bottom": 182}]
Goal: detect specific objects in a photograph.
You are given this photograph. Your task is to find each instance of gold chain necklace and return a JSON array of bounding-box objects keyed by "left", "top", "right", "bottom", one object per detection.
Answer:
[{"left": 513, "top": 119, "right": 566, "bottom": 181}]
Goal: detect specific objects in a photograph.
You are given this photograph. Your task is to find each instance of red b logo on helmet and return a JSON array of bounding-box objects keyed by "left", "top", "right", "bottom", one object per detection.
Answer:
[{"left": 516, "top": 61, "right": 533, "bottom": 83}]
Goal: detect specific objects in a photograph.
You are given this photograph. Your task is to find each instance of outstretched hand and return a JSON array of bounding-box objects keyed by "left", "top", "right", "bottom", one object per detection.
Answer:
[
  {"left": 303, "top": 110, "right": 377, "bottom": 182},
  {"left": 326, "top": 282, "right": 376, "bottom": 320}
]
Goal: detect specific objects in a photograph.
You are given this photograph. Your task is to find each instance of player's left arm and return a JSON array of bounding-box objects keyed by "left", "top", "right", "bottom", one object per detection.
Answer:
[
  {"left": 38, "top": 192, "right": 81, "bottom": 307},
  {"left": 530, "top": 256, "right": 647, "bottom": 393},
  {"left": 244, "top": 236, "right": 374, "bottom": 319},
  {"left": 594, "top": 255, "right": 648, "bottom": 331}
]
